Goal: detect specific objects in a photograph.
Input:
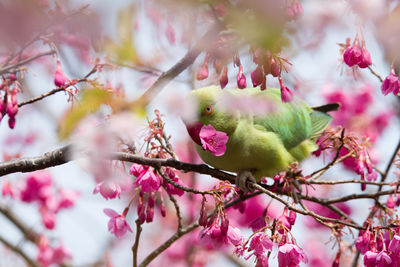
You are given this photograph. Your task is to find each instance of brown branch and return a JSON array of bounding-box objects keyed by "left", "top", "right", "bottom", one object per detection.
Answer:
[
  {"left": 0, "top": 146, "right": 70, "bottom": 177},
  {"left": 0, "top": 50, "right": 56, "bottom": 75},
  {"left": 367, "top": 66, "right": 384, "bottom": 83},
  {"left": 156, "top": 168, "right": 210, "bottom": 195},
  {"left": 0, "top": 204, "right": 40, "bottom": 243},
  {"left": 0, "top": 235, "right": 41, "bottom": 267},
  {"left": 167, "top": 194, "right": 183, "bottom": 232},
  {"left": 309, "top": 179, "right": 391, "bottom": 186},
  {"left": 18, "top": 65, "right": 98, "bottom": 107},
  {"left": 133, "top": 24, "right": 222, "bottom": 106},
  {"left": 132, "top": 219, "right": 142, "bottom": 267}
]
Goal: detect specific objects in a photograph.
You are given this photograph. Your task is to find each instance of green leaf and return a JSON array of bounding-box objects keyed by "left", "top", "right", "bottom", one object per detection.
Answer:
[{"left": 58, "top": 89, "right": 112, "bottom": 140}]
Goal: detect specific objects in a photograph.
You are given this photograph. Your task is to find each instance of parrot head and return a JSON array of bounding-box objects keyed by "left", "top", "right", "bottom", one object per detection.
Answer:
[{"left": 183, "top": 86, "right": 238, "bottom": 146}]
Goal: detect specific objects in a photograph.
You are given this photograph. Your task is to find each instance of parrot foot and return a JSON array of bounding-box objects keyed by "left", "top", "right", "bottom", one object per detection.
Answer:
[{"left": 235, "top": 171, "right": 256, "bottom": 194}]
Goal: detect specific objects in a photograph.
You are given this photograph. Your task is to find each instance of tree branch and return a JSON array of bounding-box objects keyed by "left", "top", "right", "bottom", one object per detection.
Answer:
[
  {"left": 0, "top": 50, "right": 56, "bottom": 75},
  {"left": 0, "top": 235, "right": 40, "bottom": 267}
]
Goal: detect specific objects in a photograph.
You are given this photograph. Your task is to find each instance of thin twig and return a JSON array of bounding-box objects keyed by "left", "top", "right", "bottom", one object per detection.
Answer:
[
  {"left": 18, "top": 65, "right": 98, "bottom": 107},
  {"left": 132, "top": 219, "right": 142, "bottom": 267},
  {"left": 367, "top": 66, "right": 384, "bottom": 83},
  {"left": 0, "top": 50, "right": 56, "bottom": 75},
  {"left": 133, "top": 24, "right": 222, "bottom": 106},
  {"left": 167, "top": 194, "right": 183, "bottom": 232},
  {"left": 0, "top": 235, "right": 40, "bottom": 267},
  {"left": 156, "top": 168, "right": 209, "bottom": 195}
]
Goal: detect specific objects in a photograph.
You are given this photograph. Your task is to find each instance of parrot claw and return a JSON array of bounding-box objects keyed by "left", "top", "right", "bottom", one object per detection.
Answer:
[{"left": 235, "top": 171, "right": 256, "bottom": 194}]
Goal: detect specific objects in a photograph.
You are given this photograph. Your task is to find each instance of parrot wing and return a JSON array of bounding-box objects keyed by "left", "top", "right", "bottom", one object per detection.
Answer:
[{"left": 249, "top": 88, "right": 333, "bottom": 149}]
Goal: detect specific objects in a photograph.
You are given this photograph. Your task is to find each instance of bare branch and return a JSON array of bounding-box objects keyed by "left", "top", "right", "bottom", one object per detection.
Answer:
[
  {"left": 0, "top": 50, "right": 56, "bottom": 75},
  {"left": 132, "top": 219, "right": 142, "bottom": 267},
  {"left": 0, "top": 235, "right": 40, "bottom": 267}
]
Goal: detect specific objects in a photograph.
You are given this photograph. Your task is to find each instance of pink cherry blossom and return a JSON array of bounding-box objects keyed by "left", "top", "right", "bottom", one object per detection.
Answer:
[
  {"left": 364, "top": 250, "right": 378, "bottom": 267},
  {"left": 220, "top": 66, "right": 228, "bottom": 89},
  {"left": 381, "top": 68, "right": 400, "bottom": 96},
  {"left": 2, "top": 179, "right": 14, "bottom": 198},
  {"left": 388, "top": 235, "right": 400, "bottom": 254},
  {"left": 249, "top": 232, "right": 273, "bottom": 258},
  {"left": 196, "top": 62, "right": 209, "bottom": 80},
  {"left": 57, "top": 189, "right": 79, "bottom": 210},
  {"left": 343, "top": 44, "right": 362, "bottom": 67},
  {"left": 199, "top": 124, "right": 229, "bottom": 156},
  {"left": 93, "top": 180, "right": 121, "bottom": 200},
  {"left": 129, "top": 163, "right": 148, "bottom": 178},
  {"left": 237, "top": 65, "right": 247, "bottom": 89},
  {"left": 358, "top": 47, "right": 372, "bottom": 68},
  {"left": 376, "top": 250, "right": 392, "bottom": 267},
  {"left": 251, "top": 66, "right": 263, "bottom": 87},
  {"left": 279, "top": 77, "right": 293, "bottom": 103},
  {"left": 20, "top": 172, "right": 52, "bottom": 203},
  {"left": 51, "top": 244, "right": 72, "bottom": 265},
  {"left": 198, "top": 223, "right": 242, "bottom": 248},
  {"left": 103, "top": 208, "right": 133, "bottom": 238},
  {"left": 278, "top": 243, "right": 308, "bottom": 267},
  {"left": 54, "top": 59, "right": 68, "bottom": 87},
  {"left": 135, "top": 169, "right": 161, "bottom": 192}
]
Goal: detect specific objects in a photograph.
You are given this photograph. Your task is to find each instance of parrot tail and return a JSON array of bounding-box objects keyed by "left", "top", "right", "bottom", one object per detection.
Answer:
[{"left": 312, "top": 103, "right": 340, "bottom": 113}]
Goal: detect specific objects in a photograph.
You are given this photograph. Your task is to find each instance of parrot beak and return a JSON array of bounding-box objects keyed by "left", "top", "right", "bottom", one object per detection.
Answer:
[{"left": 185, "top": 121, "right": 203, "bottom": 146}]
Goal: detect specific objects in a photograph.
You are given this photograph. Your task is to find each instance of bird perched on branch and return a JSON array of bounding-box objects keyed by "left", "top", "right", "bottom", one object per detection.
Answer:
[{"left": 183, "top": 86, "right": 339, "bottom": 192}]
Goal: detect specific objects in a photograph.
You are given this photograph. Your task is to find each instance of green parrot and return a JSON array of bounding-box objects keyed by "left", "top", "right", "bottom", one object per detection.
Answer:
[{"left": 184, "top": 85, "right": 338, "bottom": 191}]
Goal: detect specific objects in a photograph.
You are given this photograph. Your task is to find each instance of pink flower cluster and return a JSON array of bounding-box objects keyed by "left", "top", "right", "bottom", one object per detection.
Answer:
[
  {"left": 343, "top": 36, "right": 372, "bottom": 68},
  {"left": 93, "top": 180, "right": 121, "bottom": 200},
  {"left": 198, "top": 210, "right": 243, "bottom": 249},
  {"left": 356, "top": 230, "right": 400, "bottom": 267},
  {"left": 0, "top": 74, "right": 20, "bottom": 129},
  {"left": 130, "top": 163, "right": 161, "bottom": 193},
  {"left": 3, "top": 171, "right": 78, "bottom": 230},
  {"left": 323, "top": 84, "right": 392, "bottom": 148},
  {"left": 37, "top": 236, "right": 71, "bottom": 267}
]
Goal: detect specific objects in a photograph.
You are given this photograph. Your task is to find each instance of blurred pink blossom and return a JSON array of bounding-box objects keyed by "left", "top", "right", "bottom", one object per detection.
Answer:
[
  {"left": 93, "top": 180, "right": 121, "bottom": 200},
  {"left": 278, "top": 243, "right": 308, "bottom": 267},
  {"left": 381, "top": 67, "right": 400, "bottom": 96},
  {"left": 104, "top": 208, "right": 133, "bottom": 238},
  {"left": 54, "top": 60, "right": 68, "bottom": 87}
]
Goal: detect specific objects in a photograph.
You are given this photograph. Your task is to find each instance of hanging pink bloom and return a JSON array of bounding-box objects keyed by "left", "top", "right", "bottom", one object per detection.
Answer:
[
  {"left": 358, "top": 47, "right": 372, "bottom": 68},
  {"left": 57, "top": 189, "right": 79, "bottom": 210},
  {"left": 54, "top": 59, "right": 69, "bottom": 87},
  {"left": 220, "top": 66, "right": 228, "bottom": 89},
  {"left": 279, "top": 77, "right": 293, "bottom": 103},
  {"left": 165, "top": 23, "right": 176, "bottom": 44},
  {"left": 356, "top": 231, "right": 372, "bottom": 254},
  {"left": 237, "top": 65, "right": 247, "bottom": 89},
  {"left": 51, "top": 244, "right": 72, "bottom": 265},
  {"left": 270, "top": 58, "right": 281, "bottom": 77},
  {"left": 103, "top": 208, "right": 133, "bottom": 238},
  {"left": 196, "top": 62, "right": 209, "bottom": 80},
  {"left": 364, "top": 250, "right": 378, "bottom": 267},
  {"left": 278, "top": 243, "right": 308, "bottom": 267},
  {"left": 129, "top": 163, "right": 148, "bottom": 178},
  {"left": 249, "top": 232, "right": 273, "bottom": 258},
  {"left": 93, "top": 180, "right": 121, "bottom": 200},
  {"left": 389, "top": 235, "right": 400, "bottom": 252},
  {"left": 343, "top": 44, "right": 362, "bottom": 67},
  {"left": 376, "top": 250, "right": 392, "bottom": 266},
  {"left": 198, "top": 223, "right": 242, "bottom": 248},
  {"left": 381, "top": 68, "right": 400, "bottom": 96},
  {"left": 37, "top": 236, "right": 54, "bottom": 267},
  {"left": 2, "top": 179, "right": 14, "bottom": 198},
  {"left": 251, "top": 66, "right": 264, "bottom": 87},
  {"left": 199, "top": 124, "right": 229, "bottom": 156},
  {"left": 136, "top": 169, "right": 161, "bottom": 192},
  {"left": 386, "top": 194, "right": 395, "bottom": 209},
  {"left": 41, "top": 210, "right": 56, "bottom": 230}
]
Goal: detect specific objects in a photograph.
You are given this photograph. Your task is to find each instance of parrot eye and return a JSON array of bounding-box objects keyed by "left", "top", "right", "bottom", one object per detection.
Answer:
[{"left": 204, "top": 105, "right": 213, "bottom": 115}]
